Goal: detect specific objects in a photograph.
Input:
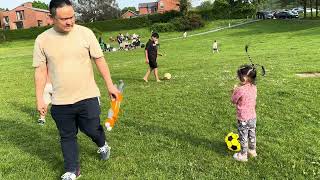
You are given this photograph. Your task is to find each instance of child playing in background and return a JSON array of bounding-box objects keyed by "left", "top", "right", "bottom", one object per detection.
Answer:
[
  {"left": 143, "top": 32, "right": 161, "bottom": 82},
  {"left": 183, "top": 32, "right": 187, "bottom": 39},
  {"left": 213, "top": 40, "right": 219, "bottom": 53},
  {"left": 38, "top": 75, "right": 52, "bottom": 125},
  {"left": 231, "top": 64, "right": 258, "bottom": 162}
]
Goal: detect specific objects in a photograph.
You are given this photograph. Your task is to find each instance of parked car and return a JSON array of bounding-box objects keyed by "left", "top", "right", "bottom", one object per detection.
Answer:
[
  {"left": 274, "top": 11, "right": 299, "bottom": 19},
  {"left": 290, "top": 10, "right": 299, "bottom": 16},
  {"left": 292, "top": 7, "right": 304, "bottom": 13},
  {"left": 256, "top": 11, "right": 274, "bottom": 19}
]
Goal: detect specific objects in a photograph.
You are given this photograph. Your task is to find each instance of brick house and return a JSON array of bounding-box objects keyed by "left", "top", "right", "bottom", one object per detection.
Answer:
[
  {"left": 0, "top": 2, "right": 52, "bottom": 30},
  {"left": 139, "top": 0, "right": 180, "bottom": 15},
  {"left": 121, "top": 10, "right": 139, "bottom": 19}
]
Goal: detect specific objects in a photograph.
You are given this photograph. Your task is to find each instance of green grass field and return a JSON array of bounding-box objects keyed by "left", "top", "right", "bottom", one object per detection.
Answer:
[{"left": 0, "top": 19, "right": 319, "bottom": 179}]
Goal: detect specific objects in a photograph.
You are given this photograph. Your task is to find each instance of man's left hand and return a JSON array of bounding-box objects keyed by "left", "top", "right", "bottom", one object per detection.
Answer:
[{"left": 108, "top": 84, "right": 121, "bottom": 100}]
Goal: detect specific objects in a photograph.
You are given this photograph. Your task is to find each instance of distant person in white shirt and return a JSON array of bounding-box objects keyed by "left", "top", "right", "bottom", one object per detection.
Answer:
[
  {"left": 183, "top": 32, "right": 187, "bottom": 39},
  {"left": 213, "top": 40, "right": 219, "bottom": 53},
  {"left": 132, "top": 33, "right": 137, "bottom": 39}
]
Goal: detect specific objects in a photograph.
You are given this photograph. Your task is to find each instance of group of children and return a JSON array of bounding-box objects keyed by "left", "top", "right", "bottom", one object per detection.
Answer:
[
  {"left": 117, "top": 32, "right": 142, "bottom": 51},
  {"left": 39, "top": 32, "right": 259, "bottom": 162},
  {"left": 143, "top": 32, "right": 258, "bottom": 162}
]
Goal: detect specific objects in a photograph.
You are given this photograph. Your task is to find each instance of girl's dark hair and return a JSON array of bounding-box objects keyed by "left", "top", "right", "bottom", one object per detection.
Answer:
[
  {"left": 151, "top": 32, "right": 159, "bottom": 39},
  {"left": 49, "top": 0, "right": 72, "bottom": 17},
  {"left": 237, "top": 64, "right": 257, "bottom": 84}
]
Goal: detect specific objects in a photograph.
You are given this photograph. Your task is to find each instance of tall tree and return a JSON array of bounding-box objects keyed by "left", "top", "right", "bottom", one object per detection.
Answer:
[
  {"left": 32, "top": 1, "right": 49, "bottom": 10},
  {"left": 1, "top": 8, "right": 9, "bottom": 11},
  {"left": 310, "top": 0, "right": 313, "bottom": 18},
  {"left": 179, "top": 0, "right": 192, "bottom": 15},
  {"left": 197, "top": 1, "right": 214, "bottom": 11},
  {"left": 73, "top": 0, "right": 121, "bottom": 22},
  {"left": 121, "top": 7, "right": 137, "bottom": 14},
  {"left": 316, "top": 0, "right": 318, "bottom": 17},
  {"left": 302, "top": 0, "right": 307, "bottom": 18}
]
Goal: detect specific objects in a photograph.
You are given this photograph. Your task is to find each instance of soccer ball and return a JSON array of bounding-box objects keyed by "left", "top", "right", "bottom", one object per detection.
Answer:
[
  {"left": 164, "top": 73, "right": 172, "bottom": 80},
  {"left": 225, "top": 132, "right": 241, "bottom": 152}
]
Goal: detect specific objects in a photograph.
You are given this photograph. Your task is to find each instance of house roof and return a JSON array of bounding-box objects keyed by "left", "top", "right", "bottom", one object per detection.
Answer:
[
  {"left": 24, "top": 6, "right": 50, "bottom": 13},
  {"left": 138, "top": 2, "right": 158, "bottom": 8},
  {"left": 5, "top": 3, "right": 49, "bottom": 13}
]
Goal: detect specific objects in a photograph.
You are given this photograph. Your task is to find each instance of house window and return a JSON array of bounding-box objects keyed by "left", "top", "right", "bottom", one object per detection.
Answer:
[
  {"left": 15, "top": 21, "right": 24, "bottom": 29},
  {"left": 16, "top": 11, "right": 25, "bottom": 21},
  {"left": 160, "top": 2, "right": 164, "bottom": 9},
  {"left": 3, "top": 16, "right": 9, "bottom": 24},
  {"left": 150, "top": 7, "right": 157, "bottom": 13},
  {"left": 38, "top": 20, "right": 43, "bottom": 27},
  {"left": 3, "top": 17, "right": 10, "bottom": 29}
]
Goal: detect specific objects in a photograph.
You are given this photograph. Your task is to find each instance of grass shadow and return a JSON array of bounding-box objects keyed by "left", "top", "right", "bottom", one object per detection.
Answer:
[
  {"left": 7, "top": 101, "right": 38, "bottom": 120},
  {"left": 0, "top": 117, "right": 63, "bottom": 172},
  {"left": 122, "top": 120, "right": 227, "bottom": 157},
  {"left": 5, "top": 101, "right": 106, "bottom": 171}
]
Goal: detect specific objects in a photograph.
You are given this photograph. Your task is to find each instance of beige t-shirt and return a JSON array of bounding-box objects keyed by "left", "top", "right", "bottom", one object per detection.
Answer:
[{"left": 33, "top": 24, "right": 103, "bottom": 105}]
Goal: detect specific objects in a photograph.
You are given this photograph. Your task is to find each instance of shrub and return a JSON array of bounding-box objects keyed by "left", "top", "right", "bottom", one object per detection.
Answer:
[
  {"left": 91, "top": 28, "right": 103, "bottom": 37},
  {"left": 84, "top": 16, "right": 150, "bottom": 32},
  {"left": 169, "top": 14, "right": 204, "bottom": 31},
  {"left": 191, "top": 0, "right": 257, "bottom": 20},
  {"left": 84, "top": 11, "right": 181, "bottom": 32},
  {"left": 191, "top": 9, "right": 216, "bottom": 20},
  {"left": 0, "top": 10, "right": 183, "bottom": 42},
  {"left": 0, "top": 26, "right": 51, "bottom": 41},
  {"left": 230, "top": 2, "right": 256, "bottom": 19},
  {"left": 212, "top": 0, "right": 230, "bottom": 19},
  {"left": 148, "top": 10, "right": 182, "bottom": 23},
  {"left": 150, "top": 23, "right": 176, "bottom": 32},
  {"left": 188, "top": 14, "right": 205, "bottom": 29},
  {"left": 170, "top": 17, "right": 191, "bottom": 31}
]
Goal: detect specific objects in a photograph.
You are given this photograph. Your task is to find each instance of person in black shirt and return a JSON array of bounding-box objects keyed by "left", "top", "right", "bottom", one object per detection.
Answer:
[{"left": 143, "top": 32, "right": 161, "bottom": 82}]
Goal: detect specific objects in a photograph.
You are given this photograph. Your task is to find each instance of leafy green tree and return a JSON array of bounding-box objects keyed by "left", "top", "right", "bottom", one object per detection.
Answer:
[
  {"left": 72, "top": 0, "right": 121, "bottom": 22},
  {"left": 180, "top": 0, "right": 192, "bottom": 15},
  {"left": 121, "top": 7, "right": 137, "bottom": 14},
  {"left": 197, "top": 1, "right": 214, "bottom": 11},
  {"left": 32, "top": 1, "right": 49, "bottom": 10},
  {"left": 316, "top": 0, "right": 318, "bottom": 17}
]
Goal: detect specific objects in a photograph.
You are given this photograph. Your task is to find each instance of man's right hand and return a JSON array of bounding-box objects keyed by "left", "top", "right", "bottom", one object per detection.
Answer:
[
  {"left": 145, "top": 59, "right": 149, "bottom": 64},
  {"left": 37, "top": 99, "right": 47, "bottom": 116}
]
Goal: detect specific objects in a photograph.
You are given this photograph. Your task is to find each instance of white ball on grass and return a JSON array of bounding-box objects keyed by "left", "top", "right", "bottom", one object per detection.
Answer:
[{"left": 164, "top": 73, "right": 172, "bottom": 80}]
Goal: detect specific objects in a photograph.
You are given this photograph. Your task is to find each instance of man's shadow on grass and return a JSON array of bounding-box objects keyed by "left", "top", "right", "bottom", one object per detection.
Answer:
[
  {"left": 122, "top": 120, "right": 228, "bottom": 156},
  {"left": 6, "top": 101, "right": 103, "bottom": 169},
  {"left": 3, "top": 102, "right": 63, "bottom": 172}
]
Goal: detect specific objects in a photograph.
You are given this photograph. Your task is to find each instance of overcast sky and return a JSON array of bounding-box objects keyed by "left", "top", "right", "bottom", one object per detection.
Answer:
[{"left": 0, "top": 0, "right": 205, "bottom": 10}]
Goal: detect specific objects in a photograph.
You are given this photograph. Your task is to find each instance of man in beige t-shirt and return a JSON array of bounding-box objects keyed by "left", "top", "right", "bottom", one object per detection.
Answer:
[{"left": 33, "top": 1, "right": 119, "bottom": 179}]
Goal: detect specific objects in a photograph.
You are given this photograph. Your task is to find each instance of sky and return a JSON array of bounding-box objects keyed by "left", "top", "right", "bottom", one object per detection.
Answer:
[{"left": 0, "top": 0, "right": 205, "bottom": 10}]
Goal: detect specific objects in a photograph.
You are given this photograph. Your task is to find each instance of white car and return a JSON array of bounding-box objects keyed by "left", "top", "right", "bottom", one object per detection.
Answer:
[{"left": 292, "top": 7, "right": 304, "bottom": 13}]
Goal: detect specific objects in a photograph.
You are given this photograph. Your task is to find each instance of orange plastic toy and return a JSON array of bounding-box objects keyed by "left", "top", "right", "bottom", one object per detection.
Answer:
[{"left": 104, "top": 80, "right": 124, "bottom": 131}]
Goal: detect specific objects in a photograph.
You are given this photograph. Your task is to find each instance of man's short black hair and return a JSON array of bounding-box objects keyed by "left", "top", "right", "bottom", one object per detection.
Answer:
[
  {"left": 151, "top": 32, "right": 159, "bottom": 39},
  {"left": 49, "top": 0, "right": 72, "bottom": 17}
]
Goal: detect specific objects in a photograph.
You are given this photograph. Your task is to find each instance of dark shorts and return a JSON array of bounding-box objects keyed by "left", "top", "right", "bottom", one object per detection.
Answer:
[{"left": 149, "top": 59, "right": 158, "bottom": 69}]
